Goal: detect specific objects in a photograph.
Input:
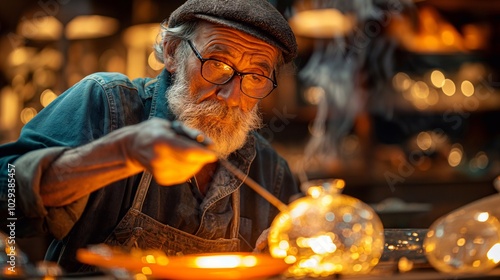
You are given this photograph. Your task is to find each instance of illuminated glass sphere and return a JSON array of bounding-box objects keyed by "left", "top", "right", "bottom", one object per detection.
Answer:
[
  {"left": 268, "top": 179, "right": 384, "bottom": 277},
  {"left": 424, "top": 209, "right": 500, "bottom": 274}
]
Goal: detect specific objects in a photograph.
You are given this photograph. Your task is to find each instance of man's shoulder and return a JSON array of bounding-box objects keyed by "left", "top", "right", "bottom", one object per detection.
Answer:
[
  {"left": 251, "top": 131, "right": 272, "bottom": 148},
  {"left": 81, "top": 72, "right": 139, "bottom": 88},
  {"left": 250, "top": 131, "right": 281, "bottom": 159}
]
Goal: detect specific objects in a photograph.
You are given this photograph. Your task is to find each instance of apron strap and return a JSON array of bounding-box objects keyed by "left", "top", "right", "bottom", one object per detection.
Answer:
[
  {"left": 133, "top": 101, "right": 157, "bottom": 212},
  {"left": 131, "top": 171, "right": 153, "bottom": 211},
  {"left": 230, "top": 188, "right": 240, "bottom": 239}
]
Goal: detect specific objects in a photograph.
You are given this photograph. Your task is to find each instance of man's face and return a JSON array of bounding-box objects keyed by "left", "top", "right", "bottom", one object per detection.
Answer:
[{"left": 166, "top": 22, "right": 279, "bottom": 159}]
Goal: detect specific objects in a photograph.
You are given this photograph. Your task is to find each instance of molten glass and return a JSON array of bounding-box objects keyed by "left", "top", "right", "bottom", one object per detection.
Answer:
[{"left": 268, "top": 179, "right": 384, "bottom": 277}]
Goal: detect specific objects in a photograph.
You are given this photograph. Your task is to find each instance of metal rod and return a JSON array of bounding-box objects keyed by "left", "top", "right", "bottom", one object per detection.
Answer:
[
  {"left": 219, "top": 159, "right": 289, "bottom": 213},
  {"left": 168, "top": 121, "right": 288, "bottom": 212}
]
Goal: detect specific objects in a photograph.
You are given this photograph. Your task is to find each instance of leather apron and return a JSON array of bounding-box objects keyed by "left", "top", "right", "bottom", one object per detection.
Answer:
[{"left": 78, "top": 171, "right": 240, "bottom": 272}]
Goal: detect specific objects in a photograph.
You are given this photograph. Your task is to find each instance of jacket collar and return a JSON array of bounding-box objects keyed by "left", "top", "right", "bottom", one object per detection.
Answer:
[{"left": 148, "top": 69, "right": 177, "bottom": 121}]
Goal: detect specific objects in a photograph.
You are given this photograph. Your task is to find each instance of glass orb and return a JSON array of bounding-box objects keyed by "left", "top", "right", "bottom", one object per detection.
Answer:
[
  {"left": 424, "top": 209, "right": 500, "bottom": 274},
  {"left": 268, "top": 179, "right": 384, "bottom": 277}
]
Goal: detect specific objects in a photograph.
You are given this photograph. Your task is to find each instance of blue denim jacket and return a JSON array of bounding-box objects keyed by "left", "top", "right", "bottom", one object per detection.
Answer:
[{"left": 0, "top": 69, "right": 298, "bottom": 270}]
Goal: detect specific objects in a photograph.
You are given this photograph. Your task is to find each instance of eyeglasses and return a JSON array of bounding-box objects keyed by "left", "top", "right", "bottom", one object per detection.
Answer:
[{"left": 187, "top": 40, "right": 277, "bottom": 99}]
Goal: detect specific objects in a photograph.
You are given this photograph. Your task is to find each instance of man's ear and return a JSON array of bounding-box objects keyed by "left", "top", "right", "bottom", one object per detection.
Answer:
[{"left": 163, "top": 40, "right": 177, "bottom": 72}]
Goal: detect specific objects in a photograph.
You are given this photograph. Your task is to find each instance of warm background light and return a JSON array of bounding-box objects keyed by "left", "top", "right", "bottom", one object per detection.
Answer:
[
  {"left": 461, "top": 81, "right": 475, "bottom": 97},
  {"left": 65, "top": 15, "right": 119, "bottom": 40},
  {"left": 0, "top": 87, "right": 19, "bottom": 130},
  {"left": 40, "top": 89, "right": 58, "bottom": 108},
  {"left": 20, "top": 107, "right": 37, "bottom": 124},
  {"left": 430, "top": 70, "right": 445, "bottom": 88},
  {"left": 441, "top": 79, "right": 456, "bottom": 96},
  {"left": 16, "top": 16, "right": 63, "bottom": 41},
  {"left": 123, "top": 23, "right": 162, "bottom": 79},
  {"left": 387, "top": 6, "right": 490, "bottom": 53},
  {"left": 289, "top": 8, "right": 354, "bottom": 39},
  {"left": 448, "top": 145, "right": 463, "bottom": 167}
]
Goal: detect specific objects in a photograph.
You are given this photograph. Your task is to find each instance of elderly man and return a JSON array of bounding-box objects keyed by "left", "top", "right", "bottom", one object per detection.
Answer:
[{"left": 0, "top": 0, "right": 299, "bottom": 273}]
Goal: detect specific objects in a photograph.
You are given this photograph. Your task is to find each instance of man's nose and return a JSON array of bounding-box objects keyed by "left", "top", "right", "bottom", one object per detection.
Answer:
[{"left": 216, "top": 75, "right": 243, "bottom": 107}]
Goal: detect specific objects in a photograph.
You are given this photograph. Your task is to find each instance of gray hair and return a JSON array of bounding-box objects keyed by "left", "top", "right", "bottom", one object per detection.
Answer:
[
  {"left": 153, "top": 20, "right": 200, "bottom": 63},
  {"left": 153, "top": 19, "right": 284, "bottom": 72}
]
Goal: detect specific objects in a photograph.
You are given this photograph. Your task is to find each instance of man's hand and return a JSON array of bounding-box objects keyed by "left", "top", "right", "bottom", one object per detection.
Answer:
[
  {"left": 254, "top": 228, "right": 270, "bottom": 253},
  {"left": 126, "top": 118, "right": 217, "bottom": 186}
]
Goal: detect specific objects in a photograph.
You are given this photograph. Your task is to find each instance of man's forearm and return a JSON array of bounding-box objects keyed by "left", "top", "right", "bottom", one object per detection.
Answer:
[
  {"left": 35, "top": 118, "right": 215, "bottom": 207},
  {"left": 40, "top": 129, "right": 143, "bottom": 207}
]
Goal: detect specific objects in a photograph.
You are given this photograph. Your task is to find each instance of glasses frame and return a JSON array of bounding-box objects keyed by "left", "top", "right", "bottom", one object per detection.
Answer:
[{"left": 186, "top": 40, "right": 278, "bottom": 99}]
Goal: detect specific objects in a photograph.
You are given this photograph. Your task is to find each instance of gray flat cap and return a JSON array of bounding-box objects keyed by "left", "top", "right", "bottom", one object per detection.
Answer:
[{"left": 167, "top": 0, "right": 297, "bottom": 63}]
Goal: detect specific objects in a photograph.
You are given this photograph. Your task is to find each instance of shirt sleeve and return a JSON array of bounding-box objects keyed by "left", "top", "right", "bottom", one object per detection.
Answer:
[
  {"left": 0, "top": 75, "right": 112, "bottom": 238},
  {"left": 2, "top": 147, "right": 89, "bottom": 239}
]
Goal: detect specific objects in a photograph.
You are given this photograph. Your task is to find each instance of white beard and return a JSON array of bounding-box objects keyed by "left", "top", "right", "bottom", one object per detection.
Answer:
[{"left": 166, "top": 63, "right": 262, "bottom": 159}]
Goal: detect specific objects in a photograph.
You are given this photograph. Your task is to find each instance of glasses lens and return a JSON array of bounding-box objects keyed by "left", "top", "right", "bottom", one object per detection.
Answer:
[
  {"left": 202, "top": 60, "right": 234, "bottom": 84},
  {"left": 241, "top": 75, "right": 274, "bottom": 98},
  {"left": 201, "top": 58, "right": 275, "bottom": 99}
]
